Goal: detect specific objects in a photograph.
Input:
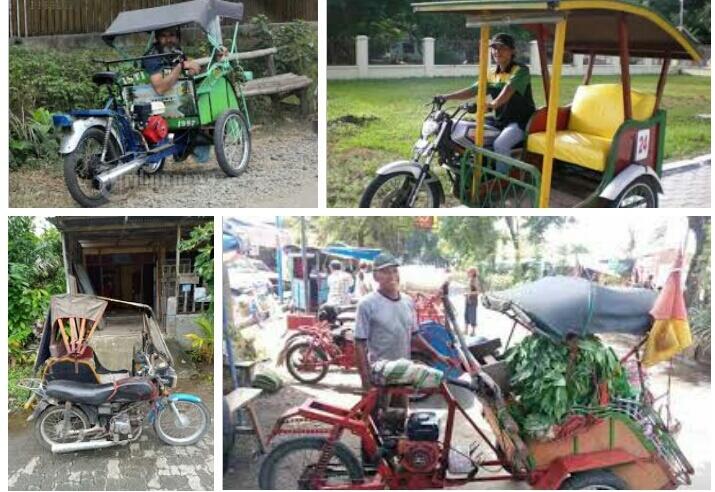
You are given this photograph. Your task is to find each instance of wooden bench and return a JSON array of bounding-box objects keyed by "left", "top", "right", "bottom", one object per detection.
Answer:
[
  {"left": 197, "top": 47, "right": 313, "bottom": 115},
  {"left": 225, "top": 387, "right": 266, "bottom": 453}
]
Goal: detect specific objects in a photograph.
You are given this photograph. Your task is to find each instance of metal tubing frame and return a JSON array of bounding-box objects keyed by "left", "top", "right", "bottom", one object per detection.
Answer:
[
  {"left": 538, "top": 18, "right": 567, "bottom": 208},
  {"left": 471, "top": 26, "right": 491, "bottom": 202},
  {"left": 537, "top": 24, "right": 550, "bottom": 102},
  {"left": 655, "top": 55, "right": 671, "bottom": 112},
  {"left": 618, "top": 14, "right": 633, "bottom": 120}
]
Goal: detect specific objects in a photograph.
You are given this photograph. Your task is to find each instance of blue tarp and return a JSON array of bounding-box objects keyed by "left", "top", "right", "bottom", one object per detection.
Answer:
[{"left": 321, "top": 246, "right": 381, "bottom": 262}]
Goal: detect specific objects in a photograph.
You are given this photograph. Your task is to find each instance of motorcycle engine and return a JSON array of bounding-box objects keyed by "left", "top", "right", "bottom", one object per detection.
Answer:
[
  {"left": 109, "top": 413, "right": 132, "bottom": 436},
  {"left": 133, "top": 102, "right": 168, "bottom": 145},
  {"left": 142, "top": 115, "right": 169, "bottom": 145},
  {"left": 397, "top": 411, "right": 441, "bottom": 474}
]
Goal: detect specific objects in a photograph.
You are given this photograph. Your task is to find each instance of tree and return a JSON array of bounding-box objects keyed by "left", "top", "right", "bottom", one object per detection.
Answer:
[
  {"left": 436, "top": 217, "right": 500, "bottom": 269},
  {"left": 685, "top": 216, "right": 710, "bottom": 306}
]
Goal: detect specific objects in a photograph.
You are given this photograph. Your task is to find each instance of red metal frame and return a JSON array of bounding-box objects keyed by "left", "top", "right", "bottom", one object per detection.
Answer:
[{"left": 282, "top": 320, "right": 356, "bottom": 373}]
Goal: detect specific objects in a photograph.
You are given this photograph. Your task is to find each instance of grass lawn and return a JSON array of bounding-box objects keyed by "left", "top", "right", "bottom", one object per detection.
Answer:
[{"left": 327, "top": 74, "right": 710, "bottom": 207}]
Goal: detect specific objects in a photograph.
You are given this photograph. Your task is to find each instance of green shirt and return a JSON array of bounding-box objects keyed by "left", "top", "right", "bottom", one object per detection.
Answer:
[{"left": 470, "top": 62, "right": 536, "bottom": 130}]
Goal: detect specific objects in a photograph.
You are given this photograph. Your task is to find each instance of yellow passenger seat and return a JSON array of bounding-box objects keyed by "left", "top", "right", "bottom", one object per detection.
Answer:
[{"left": 527, "top": 84, "right": 656, "bottom": 172}]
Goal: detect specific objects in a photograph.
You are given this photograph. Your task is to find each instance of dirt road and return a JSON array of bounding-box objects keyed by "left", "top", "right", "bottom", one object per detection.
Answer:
[
  {"left": 223, "top": 298, "right": 711, "bottom": 490},
  {"left": 9, "top": 124, "right": 317, "bottom": 208}
]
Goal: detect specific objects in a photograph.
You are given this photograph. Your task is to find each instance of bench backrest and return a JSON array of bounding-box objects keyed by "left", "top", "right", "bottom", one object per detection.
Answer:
[{"left": 568, "top": 84, "right": 656, "bottom": 139}]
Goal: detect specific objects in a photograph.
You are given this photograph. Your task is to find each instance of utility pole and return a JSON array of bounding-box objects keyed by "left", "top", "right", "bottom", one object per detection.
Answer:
[
  {"left": 679, "top": 0, "right": 684, "bottom": 30},
  {"left": 300, "top": 217, "right": 310, "bottom": 312},
  {"left": 275, "top": 216, "right": 284, "bottom": 301}
]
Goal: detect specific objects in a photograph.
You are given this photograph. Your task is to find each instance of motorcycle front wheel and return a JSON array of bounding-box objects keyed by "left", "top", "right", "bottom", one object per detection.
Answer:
[
  {"left": 63, "top": 127, "right": 119, "bottom": 208},
  {"left": 34, "top": 405, "right": 90, "bottom": 451},
  {"left": 154, "top": 399, "right": 210, "bottom": 446},
  {"left": 359, "top": 172, "right": 441, "bottom": 208},
  {"left": 258, "top": 436, "right": 364, "bottom": 489}
]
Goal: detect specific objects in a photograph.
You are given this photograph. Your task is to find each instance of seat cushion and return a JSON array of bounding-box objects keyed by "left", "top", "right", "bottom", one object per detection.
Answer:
[
  {"left": 46, "top": 380, "right": 116, "bottom": 405},
  {"left": 569, "top": 84, "right": 656, "bottom": 139},
  {"left": 527, "top": 131, "right": 612, "bottom": 172}
]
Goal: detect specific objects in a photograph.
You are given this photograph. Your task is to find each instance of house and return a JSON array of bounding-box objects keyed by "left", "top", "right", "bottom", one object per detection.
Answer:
[{"left": 50, "top": 216, "right": 212, "bottom": 350}]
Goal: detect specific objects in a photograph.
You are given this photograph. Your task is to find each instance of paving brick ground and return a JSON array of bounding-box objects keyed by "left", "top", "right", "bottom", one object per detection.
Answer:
[
  {"left": 661, "top": 158, "right": 711, "bottom": 208},
  {"left": 9, "top": 352, "right": 214, "bottom": 491}
]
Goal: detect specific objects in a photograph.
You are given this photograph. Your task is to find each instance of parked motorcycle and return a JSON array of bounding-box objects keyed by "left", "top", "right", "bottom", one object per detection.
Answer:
[
  {"left": 359, "top": 98, "right": 502, "bottom": 208},
  {"left": 24, "top": 294, "right": 210, "bottom": 454}
]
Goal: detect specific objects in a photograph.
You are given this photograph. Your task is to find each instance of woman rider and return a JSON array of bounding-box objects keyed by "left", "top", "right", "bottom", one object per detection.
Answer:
[{"left": 435, "top": 33, "right": 536, "bottom": 172}]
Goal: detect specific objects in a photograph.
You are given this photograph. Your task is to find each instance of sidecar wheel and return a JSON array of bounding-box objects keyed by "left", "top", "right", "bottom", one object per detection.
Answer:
[
  {"left": 214, "top": 109, "right": 251, "bottom": 177},
  {"left": 34, "top": 405, "right": 90, "bottom": 452},
  {"left": 63, "top": 127, "right": 119, "bottom": 207}
]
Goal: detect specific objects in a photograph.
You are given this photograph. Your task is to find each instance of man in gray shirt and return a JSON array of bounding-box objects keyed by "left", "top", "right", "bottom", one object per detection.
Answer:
[{"left": 355, "top": 253, "right": 417, "bottom": 391}]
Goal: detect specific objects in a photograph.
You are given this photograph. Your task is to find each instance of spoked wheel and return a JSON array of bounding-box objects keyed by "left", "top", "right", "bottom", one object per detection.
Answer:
[
  {"left": 359, "top": 172, "right": 441, "bottom": 208},
  {"left": 285, "top": 342, "right": 330, "bottom": 384},
  {"left": 559, "top": 469, "right": 629, "bottom": 489},
  {"left": 34, "top": 405, "right": 90, "bottom": 451},
  {"left": 153, "top": 399, "right": 210, "bottom": 446},
  {"left": 258, "top": 437, "right": 364, "bottom": 489},
  {"left": 63, "top": 127, "right": 119, "bottom": 207},
  {"left": 609, "top": 176, "right": 658, "bottom": 208},
  {"left": 214, "top": 109, "right": 251, "bottom": 177}
]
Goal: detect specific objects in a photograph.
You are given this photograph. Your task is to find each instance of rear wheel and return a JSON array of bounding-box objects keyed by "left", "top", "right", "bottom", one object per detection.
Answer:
[
  {"left": 63, "top": 127, "right": 119, "bottom": 207},
  {"left": 359, "top": 172, "right": 441, "bottom": 208},
  {"left": 559, "top": 469, "right": 629, "bottom": 489},
  {"left": 285, "top": 342, "right": 330, "bottom": 384},
  {"left": 34, "top": 405, "right": 90, "bottom": 451},
  {"left": 214, "top": 109, "right": 251, "bottom": 177},
  {"left": 258, "top": 436, "right": 364, "bottom": 489},
  {"left": 608, "top": 176, "right": 658, "bottom": 208}
]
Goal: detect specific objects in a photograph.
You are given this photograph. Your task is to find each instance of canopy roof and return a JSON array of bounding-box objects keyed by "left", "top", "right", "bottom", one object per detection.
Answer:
[
  {"left": 482, "top": 276, "right": 657, "bottom": 340},
  {"left": 321, "top": 246, "right": 382, "bottom": 262},
  {"left": 412, "top": 0, "right": 702, "bottom": 61},
  {"left": 102, "top": 0, "right": 244, "bottom": 43}
]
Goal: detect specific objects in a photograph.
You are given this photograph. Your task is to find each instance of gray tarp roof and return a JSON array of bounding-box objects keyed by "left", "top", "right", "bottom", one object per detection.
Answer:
[
  {"left": 482, "top": 276, "right": 657, "bottom": 340},
  {"left": 102, "top": 0, "right": 244, "bottom": 43},
  {"left": 50, "top": 294, "right": 108, "bottom": 328}
]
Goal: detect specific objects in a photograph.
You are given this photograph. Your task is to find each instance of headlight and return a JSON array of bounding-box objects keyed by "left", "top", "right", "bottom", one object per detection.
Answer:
[{"left": 421, "top": 119, "right": 440, "bottom": 139}]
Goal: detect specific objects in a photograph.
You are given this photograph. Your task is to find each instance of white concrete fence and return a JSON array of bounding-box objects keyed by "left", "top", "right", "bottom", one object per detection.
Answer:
[{"left": 328, "top": 35, "right": 685, "bottom": 80}]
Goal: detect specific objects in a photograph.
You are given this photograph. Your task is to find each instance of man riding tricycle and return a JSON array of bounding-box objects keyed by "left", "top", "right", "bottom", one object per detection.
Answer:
[
  {"left": 258, "top": 275, "right": 694, "bottom": 489},
  {"left": 53, "top": 0, "right": 251, "bottom": 207},
  {"left": 359, "top": 0, "right": 703, "bottom": 208}
]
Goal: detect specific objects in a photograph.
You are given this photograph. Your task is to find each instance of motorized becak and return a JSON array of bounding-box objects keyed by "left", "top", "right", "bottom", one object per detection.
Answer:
[
  {"left": 360, "top": 0, "right": 703, "bottom": 208},
  {"left": 259, "top": 278, "right": 693, "bottom": 490},
  {"left": 24, "top": 294, "right": 210, "bottom": 453},
  {"left": 53, "top": 0, "right": 251, "bottom": 207}
]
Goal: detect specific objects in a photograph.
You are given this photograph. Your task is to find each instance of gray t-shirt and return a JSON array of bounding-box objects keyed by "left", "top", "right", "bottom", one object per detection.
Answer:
[{"left": 355, "top": 291, "right": 417, "bottom": 365}]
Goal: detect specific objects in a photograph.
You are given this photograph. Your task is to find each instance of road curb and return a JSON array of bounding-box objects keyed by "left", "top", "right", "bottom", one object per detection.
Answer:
[{"left": 662, "top": 154, "right": 711, "bottom": 174}]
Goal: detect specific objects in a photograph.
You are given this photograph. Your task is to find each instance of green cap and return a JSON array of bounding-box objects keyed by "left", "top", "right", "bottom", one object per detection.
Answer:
[{"left": 373, "top": 253, "right": 400, "bottom": 270}]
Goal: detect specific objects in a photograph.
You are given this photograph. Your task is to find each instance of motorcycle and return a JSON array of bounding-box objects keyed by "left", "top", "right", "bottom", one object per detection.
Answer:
[
  {"left": 277, "top": 305, "right": 357, "bottom": 384},
  {"left": 359, "top": 98, "right": 503, "bottom": 208},
  {"left": 24, "top": 294, "right": 210, "bottom": 454}
]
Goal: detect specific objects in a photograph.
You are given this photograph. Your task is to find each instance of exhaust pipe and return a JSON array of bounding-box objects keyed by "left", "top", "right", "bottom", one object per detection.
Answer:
[
  {"left": 92, "top": 158, "right": 146, "bottom": 189},
  {"left": 51, "top": 439, "right": 126, "bottom": 454}
]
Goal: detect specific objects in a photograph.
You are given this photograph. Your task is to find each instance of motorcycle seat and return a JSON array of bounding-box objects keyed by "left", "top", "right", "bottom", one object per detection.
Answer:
[
  {"left": 46, "top": 379, "right": 116, "bottom": 405},
  {"left": 92, "top": 71, "right": 118, "bottom": 86}
]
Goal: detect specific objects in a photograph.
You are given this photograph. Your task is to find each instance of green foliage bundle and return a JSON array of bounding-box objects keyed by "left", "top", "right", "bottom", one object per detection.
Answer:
[
  {"left": 10, "top": 46, "right": 110, "bottom": 168},
  {"left": 505, "top": 334, "right": 635, "bottom": 438},
  {"left": 8, "top": 217, "right": 65, "bottom": 364}
]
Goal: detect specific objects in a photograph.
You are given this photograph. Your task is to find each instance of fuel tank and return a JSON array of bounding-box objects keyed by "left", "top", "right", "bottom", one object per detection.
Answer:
[{"left": 113, "top": 377, "right": 157, "bottom": 402}]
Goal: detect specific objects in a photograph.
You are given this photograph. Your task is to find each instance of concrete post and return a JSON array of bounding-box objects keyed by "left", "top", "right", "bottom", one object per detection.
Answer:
[
  {"left": 423, "top": 37, "right": 435, "bottom": 77},
  {"left": 572, "top": 53, "right": 584, "bottom": 68},
  {"left": 356, "top": 35, "right": 369, "bottom": 78},
  {"left": 529, "top": 40, "right": 541, "bottom": 75}
]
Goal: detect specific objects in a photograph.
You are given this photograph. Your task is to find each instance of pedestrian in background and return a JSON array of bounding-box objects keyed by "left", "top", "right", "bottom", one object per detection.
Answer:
[
  {"left": 464, "top": 267, "right": 481, "bottom": 336},
  {"left": 354, "top": 262, "right": 374, "bottom": 299}
]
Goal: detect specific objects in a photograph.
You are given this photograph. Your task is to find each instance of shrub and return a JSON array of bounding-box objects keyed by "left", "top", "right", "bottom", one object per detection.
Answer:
[{"left": 185, "top": 315, "right": 214, "bottom": 364}]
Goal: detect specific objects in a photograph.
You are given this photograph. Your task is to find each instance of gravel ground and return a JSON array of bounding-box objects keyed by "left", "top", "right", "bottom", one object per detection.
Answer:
[{"left": 9, "top": 123, "right": 317, "bottom": 208}]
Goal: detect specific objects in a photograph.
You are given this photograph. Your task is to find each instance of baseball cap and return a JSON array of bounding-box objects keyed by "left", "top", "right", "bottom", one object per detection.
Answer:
[
  {"left": 489, "top": 33, "right": 515, "bottom": 49},
  {"left": 373, "top": 253, "right": 400, "bottom": 271}
]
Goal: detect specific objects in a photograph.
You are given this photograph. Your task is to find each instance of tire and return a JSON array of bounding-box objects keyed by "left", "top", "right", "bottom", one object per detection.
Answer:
[
  {"left": 214, "top": 109, "right": 251, "bottom": 177},
  {"left": 285, "top": 341, "right": 330, "bottom": 384},
  {"left": 559, "top": 469, "right": 629, "bottom": 490},
  {"left": 359, "top": 172, "right": 442, "bottom": 208},
  {"left": 607, "top": 176, "right": 659, "bottom": 208},
  {"left": 153, "top": 399, "right": 210, "bottom": 446},
  {"left": 34, "top": 405, "right": 90, "bottom": 452},
  {"left": 258, "top": 436, "right": 364, "bottom": 489},
  {"left": 63, "top": 127, "right": 120, "bottom": 207},
  {"left": 141, "top": 157, "right": 165, "bottom": 175}
]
